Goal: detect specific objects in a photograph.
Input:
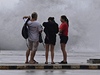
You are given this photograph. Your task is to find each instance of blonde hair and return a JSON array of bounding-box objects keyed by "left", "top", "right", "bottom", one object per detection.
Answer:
[{"left": 31, "top": 12, "right": 38, "bottom": 19}]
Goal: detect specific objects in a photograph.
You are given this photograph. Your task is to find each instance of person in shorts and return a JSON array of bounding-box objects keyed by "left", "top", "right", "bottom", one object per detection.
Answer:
[
  {"left": 43, "top": 17, "right": 59, "bottom": 64},
  {"left": 23, "top": 12, "right": 42, "bottom": 64},
  {"left": 59, "top": 15, "right": 69, "bottom": 64}
]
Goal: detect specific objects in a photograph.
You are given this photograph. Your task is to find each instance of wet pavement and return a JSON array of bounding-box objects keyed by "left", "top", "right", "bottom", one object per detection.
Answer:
[
  {"left": 0, "top": 50, "right": 100, "bottom": 75},
  {"left": 0, "top": 70, "right": 100, "bottom": 75},
  {"left": 0, "top": 50, "right": 100, "bottom": 64}
]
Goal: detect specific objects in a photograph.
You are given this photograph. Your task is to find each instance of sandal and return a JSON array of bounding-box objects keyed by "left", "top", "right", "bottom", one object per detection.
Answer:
[
  {"left": 29, "top": 60, "right": 35, "bottom": 64},
  {"left": 51, "top": 62, "right": 55, "bottom": 64},
  {"left": 25, "top": 61, "right": 29, "bottom": 64},
  {"left": 45, "top": 62, "right": 48, "bottom": 64},
  {"left": 34, "top": 60, "right": 38, "bottom": 64}
]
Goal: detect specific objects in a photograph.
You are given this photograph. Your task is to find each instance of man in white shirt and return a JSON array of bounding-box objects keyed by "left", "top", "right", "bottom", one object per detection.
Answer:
[{"left": 23, "top": 12, "right": 42, "bottom": 64}]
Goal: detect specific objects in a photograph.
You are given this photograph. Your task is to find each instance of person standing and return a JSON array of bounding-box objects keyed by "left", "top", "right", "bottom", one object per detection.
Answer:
[
  {"left": 43, "top": 17, "right": 59, "bottom": 64},
  {"left": 59, "top": 15, "right": 69, "bottom": 64},
  {"left": 23, "top": 12, "right": 42, "bottom": 64}
]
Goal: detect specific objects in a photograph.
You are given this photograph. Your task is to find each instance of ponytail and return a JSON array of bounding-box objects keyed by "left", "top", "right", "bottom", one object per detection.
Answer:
[{"left": 61, "top": 15, "right": 69, "bottom": 26}]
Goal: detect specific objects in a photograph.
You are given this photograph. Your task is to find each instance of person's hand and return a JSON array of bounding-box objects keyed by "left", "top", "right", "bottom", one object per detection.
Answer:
[
  {"left": 58, "top": 32, "right": 62, "bottom": 36},
  {"left": 23, "top": 16, "right": 30, "bottom": 19}
]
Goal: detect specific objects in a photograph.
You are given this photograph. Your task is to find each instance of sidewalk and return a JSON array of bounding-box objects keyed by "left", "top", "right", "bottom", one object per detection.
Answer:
[
  {"left": 0, "top": 50, "right": 100, "bottom": 70},
  {"left": 0, "top": 50, "right": 100, "bottom": 63}
]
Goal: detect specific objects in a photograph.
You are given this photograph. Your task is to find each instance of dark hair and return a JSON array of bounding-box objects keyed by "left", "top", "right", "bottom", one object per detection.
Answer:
[
  {"left": 61, "top": 15, "right": 69, "bottom": 25},
  {"left": 31, "top": 12, "right": 38, "bottom": 19},
  {"left": 48, "top": 17, "right": 55, "bottom": 22}
]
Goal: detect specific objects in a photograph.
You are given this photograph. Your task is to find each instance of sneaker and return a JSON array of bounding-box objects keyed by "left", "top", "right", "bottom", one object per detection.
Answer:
[{"left": 59, "top": 61, "right": 67, "bottom": 64}]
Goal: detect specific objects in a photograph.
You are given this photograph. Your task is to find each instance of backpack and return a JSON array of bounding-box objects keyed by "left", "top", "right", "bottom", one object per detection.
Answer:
[{"left": 22, "top": 18, "right": 30, "bottom": 39}]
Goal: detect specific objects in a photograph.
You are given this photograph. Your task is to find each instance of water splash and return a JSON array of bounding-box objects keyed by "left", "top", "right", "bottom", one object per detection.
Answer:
[{"left": 0, "top": 0, "right": 100, "bottom": 52}]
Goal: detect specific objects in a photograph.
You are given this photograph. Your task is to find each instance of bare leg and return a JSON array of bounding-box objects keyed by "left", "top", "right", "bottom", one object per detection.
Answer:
[
  {"left": 29, "top": 42, "right": 39, "bottom": 64},
  {"left": 50, "top": 45, "right": 54, "bottom": 63},
  {"left": 61, "top": 43, "right": 67, "bottom": 62},
  {"left": 45, "top": 44, "right": 49, "bottom": 63},
  {"left": 31, "top": 50, "right": 37, "bottom": 60},
  {"left": 25, "top": 49, "right": 30, "bottom": 63}
]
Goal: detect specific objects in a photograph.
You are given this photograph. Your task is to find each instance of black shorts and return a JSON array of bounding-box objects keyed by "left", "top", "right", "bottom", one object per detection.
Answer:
[
  {"left": 60, "top": 35, "right": 68, "bottom": 44},
  {"left": 45, "top": 35, "right": 56, "bottom": 45}
]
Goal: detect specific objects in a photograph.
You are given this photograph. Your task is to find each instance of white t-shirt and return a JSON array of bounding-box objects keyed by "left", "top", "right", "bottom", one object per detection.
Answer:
[{"left": 27, "top": 20, "right": 42, "bottom": 42}]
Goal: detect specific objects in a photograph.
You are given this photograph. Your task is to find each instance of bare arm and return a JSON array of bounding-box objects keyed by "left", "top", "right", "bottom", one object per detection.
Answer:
[
  {"left": 59, "top": 29, "right": 63, "bottom": 35},
  {"left": 23, "top": 16, "right": 30, "bottom": 19},
  {"left": 59, "top": 29, "right": 63, "bottom": 33}
]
